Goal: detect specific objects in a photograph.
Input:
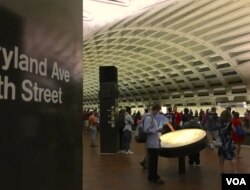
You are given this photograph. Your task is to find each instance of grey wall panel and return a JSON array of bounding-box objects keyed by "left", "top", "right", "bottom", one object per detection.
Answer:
[{"left": 0, "top": 1, "right": 82, "bottom": 190}]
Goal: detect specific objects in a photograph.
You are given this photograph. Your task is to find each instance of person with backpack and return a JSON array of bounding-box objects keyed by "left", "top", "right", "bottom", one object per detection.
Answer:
[
  {"left": 143, "top": 103, "right": 174, "bottom": 185},
  {"left": 116, "top": 109, "right": 125, "bottom": 153}
]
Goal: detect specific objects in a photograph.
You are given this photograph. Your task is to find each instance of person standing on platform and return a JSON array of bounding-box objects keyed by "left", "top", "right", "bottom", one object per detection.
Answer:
[
  {"left": 88, "top": 110, "right": 98, "bottom": 147},
  {"left": 144, "top": 103, "right": 173, "bottom": 185},
  {"left": 199, "top": 109, "right": 205, "bottom": 123},
  {"left": 116, "top": 109, "right": 126, "bottom": 153},
  {"left": 135, "top": 111, "right": 142, "bottom": 127},
  {"left": 83, "top": 109, "right": 91, "bottom": 131},
  {"left": 140, "top": 109, "right": 175, "bottom": 169},
  {"left": 166, "top": 106, "right": 175, "bottom": 128},
  {"left": 122, "top": 106, "right": 134, "bottom": 154},
  {"left": 218, "top": 108, "right": 236, "bottom": 173},
  {"left": 140, "top": 108, "right": 149, "bottom": 169},
  {"left": 181, "top": 108, "right": 190, "bottom": 127},
  {"left": 220, "top": 107, "right": 232, "bottom": 124},
  {"left": 201, "top": 109, "right": 209, "bottom": 130},
  {"left": 231, "top": 112, "right": 245, "bottom": 159},
  {"left": 173, "top": 105, "right": 181, "bottom": 130},
  {"left": 182, "top": 116, "right": 202, "bottom": 166},
  {"left": 207, "top": 107, "right": 220, "bottom": 148},
  {"left": 243, "top": 109, "right": 250, "bottom": 128}
]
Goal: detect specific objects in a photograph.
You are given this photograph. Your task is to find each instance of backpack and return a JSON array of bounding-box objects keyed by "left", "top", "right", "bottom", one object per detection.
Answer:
[
  {"left": 135, "top": 115, "right": 152, "bottom": 143},
  {"left": 116, "top": 113, "right": 125, "bottom": 130},
  {"left": 236, "top": 125, "right": 247, "bottom": 136}
]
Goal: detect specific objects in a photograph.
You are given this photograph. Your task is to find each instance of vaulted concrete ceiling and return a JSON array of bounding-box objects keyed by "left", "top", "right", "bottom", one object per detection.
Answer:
[{"left": 83, "top": 0, "right": 250, "bottom": 108}]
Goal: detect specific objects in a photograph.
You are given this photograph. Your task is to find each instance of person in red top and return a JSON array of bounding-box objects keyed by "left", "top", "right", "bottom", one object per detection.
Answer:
[
  {"left": 231, "top": 112, "right": 245, "bottom": 159},
  {"left": 173, "top": 106, "right": 181, "bottom": 130}
]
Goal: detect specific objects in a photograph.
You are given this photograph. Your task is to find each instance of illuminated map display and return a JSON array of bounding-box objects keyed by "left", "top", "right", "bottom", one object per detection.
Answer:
[{"left": 160, "top": 129, "right": 206, "bottom": 148}]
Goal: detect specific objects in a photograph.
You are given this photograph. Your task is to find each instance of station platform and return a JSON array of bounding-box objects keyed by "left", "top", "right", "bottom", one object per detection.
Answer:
[{"left": 83, "top": 130, "right": 250, "bottom": 190}]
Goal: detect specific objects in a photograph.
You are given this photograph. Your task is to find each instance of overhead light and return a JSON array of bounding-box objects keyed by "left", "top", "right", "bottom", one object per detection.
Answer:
[
  {"left": 218, "top": 102, "right": 247, "bottom": 108},
  {"left": 92, "top": 0, "right": 131, "bottom": 7},
  {"left": 83, "top": 10, "right": 93, "bottom": 21}
]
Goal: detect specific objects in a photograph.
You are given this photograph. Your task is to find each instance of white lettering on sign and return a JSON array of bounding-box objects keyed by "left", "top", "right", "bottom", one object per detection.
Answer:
[
  {"left": 0, "top": 76, "right": 16, "bottom": 100},
  {"left": 0, "top": 45, "right": 72, "bottom": 104},
  {"left": 1, "top": 46, "right": 47, "bottom": 76},
  {"left": 21, "top": 79, "right": 63, "bottom": 104},
  {"left": 51, "top": 62, "right": 70, "bottom": 82},
  {"left": 226, "top": 178, "right": 246, "bottom": 186}
]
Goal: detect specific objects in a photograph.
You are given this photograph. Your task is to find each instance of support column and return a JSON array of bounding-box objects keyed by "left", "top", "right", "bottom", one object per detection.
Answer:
[
  {"left": 99, "top": 66, "right": 119, "bottom": 154},
  {"left": 0, "top": 1, "right": 82, "bottom": 189}
]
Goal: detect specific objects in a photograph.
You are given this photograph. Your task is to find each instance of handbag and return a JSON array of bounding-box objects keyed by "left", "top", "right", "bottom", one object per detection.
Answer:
[
  {"left": 135, "top": 124, "right": 147, "bottom": 143},
  {"left": 212, "top": 137, "right": 222, "bottom": 148},
  {"left": 236, "top": 125, "right": 247, "bottom": 136}
]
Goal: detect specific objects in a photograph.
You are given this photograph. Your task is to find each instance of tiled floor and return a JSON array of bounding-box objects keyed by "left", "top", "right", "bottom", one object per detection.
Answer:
[{"left": 83, "top": 130, "right": 250, "bottom": 190}]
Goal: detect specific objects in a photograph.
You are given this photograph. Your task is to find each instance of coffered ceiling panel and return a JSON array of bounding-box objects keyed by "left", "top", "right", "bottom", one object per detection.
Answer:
[{"left": 83, "top": 0, "right": 250, "bottom": 108}]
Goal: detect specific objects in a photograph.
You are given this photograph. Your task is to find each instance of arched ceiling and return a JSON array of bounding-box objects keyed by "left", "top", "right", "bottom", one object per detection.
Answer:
[{"left": 83, "top": 0, "right": 250, "bottom": 108}]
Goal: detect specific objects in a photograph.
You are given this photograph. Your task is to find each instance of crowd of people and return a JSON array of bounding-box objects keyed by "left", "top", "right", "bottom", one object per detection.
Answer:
[{"left": 83, "top": 105, "right": 249, "bottom": 185}]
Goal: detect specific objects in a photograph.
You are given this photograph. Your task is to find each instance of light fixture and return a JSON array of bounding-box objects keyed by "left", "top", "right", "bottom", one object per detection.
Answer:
[
  {"left": 92, "top": 0, "right": 131, "bottom": 7},
  {"left": 83, "top": 10, "right": 93, "bottom": 21}
]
